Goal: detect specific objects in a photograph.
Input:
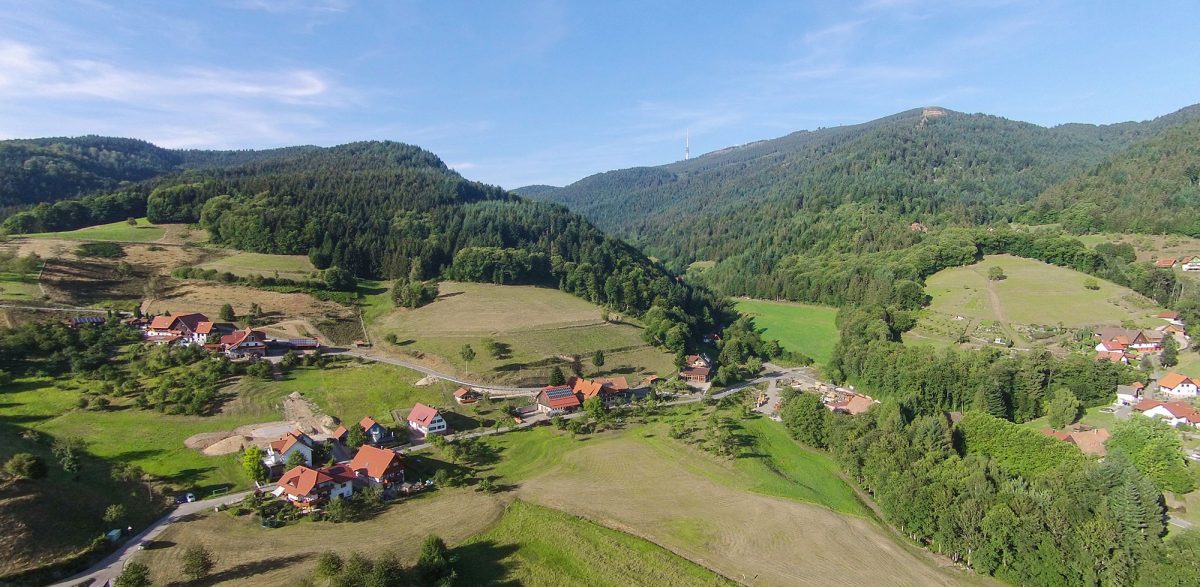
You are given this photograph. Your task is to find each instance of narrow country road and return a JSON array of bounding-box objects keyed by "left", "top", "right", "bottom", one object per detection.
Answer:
[
  {"left": 50, "top": 489, "right": 267, "bottom": 587},
  {"left": 334, "top": 349, "right": 542, "bottom": 396}
]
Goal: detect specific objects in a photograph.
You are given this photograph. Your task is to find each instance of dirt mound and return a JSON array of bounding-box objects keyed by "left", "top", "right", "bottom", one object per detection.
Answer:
[
  {"left": 184, "top": 431, "right": 234, "bottom": 451},
  {"left": 202, "top": 435, "right": 253, "bottom": 456},
  {"left": 415, "top": 375, "right": 439, "bottom": 387}
]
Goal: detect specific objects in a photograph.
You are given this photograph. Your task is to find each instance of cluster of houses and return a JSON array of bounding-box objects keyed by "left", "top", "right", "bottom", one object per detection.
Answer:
[
  {"left": 128, "top": 311, "right": 318, "bottom": 358},
  {"left": 261, "top": 428, "right": 406, "bottom": 510},
  {"left": 1110, "top": 371, "right": 1200, "bottom": 429},
  {"left": 1154, "top": 256, "right": 1200, "bottom": 271},
  {"left": 1093, "top": 312, "right": 1187, "bottom": 364},
  {"left": 534, "top": 376, "right": 641, "bottom": 415}
]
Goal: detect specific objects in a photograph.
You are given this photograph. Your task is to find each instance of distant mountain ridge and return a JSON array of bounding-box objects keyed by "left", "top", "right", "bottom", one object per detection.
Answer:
[{"left": 521, "top": 103, "right": 1200, "bottom": 276}]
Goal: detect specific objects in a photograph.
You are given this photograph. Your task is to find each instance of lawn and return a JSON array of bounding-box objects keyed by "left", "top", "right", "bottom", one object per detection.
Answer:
[
  {"left": 26, "top": 217, "right": 166, "bottom": 242},
  {"left": 1019, "top": 405, "right": 1120, "bottom": 433},
  {"left": 0, "top": 270, "right": 43, "bottom": 302},
  {"left": 456, "top": 500, "right": 734, "bottom": 586},
  {"left": 368, "top": 282, "right": 676, "bottom": 385},
  {"left": 735, "top": 298, "right": 839, "bottom": 365},
  {"left": 195, "top": 251, "right": 317, "bottom": 281}
]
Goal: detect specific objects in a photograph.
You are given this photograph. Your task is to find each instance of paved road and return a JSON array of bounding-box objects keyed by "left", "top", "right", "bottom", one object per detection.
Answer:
[
  {"left": 51, "top": 489, "right": 264, "bottom": 587},
  {"left": 333, "top": 350, "right": 543, "bottom": 396},
  {"left": 0, "top": 303, "right": 108, "bottom": 313}
]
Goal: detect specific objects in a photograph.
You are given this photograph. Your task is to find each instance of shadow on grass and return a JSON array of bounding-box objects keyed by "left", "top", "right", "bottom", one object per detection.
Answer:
[
  {"left": 442, "top": 411, "right": 480, "bottom": 432},
  {"left": 169, "top": 552, "right": 313, "bottom": 586},
  {"left": 450, "top": 540, "right": 521, "bottom": 587}
]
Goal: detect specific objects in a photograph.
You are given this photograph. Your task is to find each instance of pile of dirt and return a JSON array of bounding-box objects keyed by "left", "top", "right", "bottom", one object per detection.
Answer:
[
  {"left": 415, "top": 375, "right": 439, "bottom": 387},
  {"left": 202, "top": 435, "right": 253, "bottom": 456},
  {"left": 184, "top": 431, "right": 235, "bottom": 451}
]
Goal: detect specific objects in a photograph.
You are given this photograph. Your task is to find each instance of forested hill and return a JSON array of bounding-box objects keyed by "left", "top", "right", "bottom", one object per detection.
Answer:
[
  {"left": 0, "top": 135, "right": 318, "bottom": 218},
  {"left": 1029, "top": 117, "right": 1200, "bottom": 235},
  {"left": 525, "top": 104, "right": 1200, "bottom": 273},
  {"left": 2, "top": 140, "right": 730, "bottom": 333}
]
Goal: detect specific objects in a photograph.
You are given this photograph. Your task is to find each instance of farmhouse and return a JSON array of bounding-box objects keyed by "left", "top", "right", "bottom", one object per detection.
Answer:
[
  {"left": 453, "top": 387, "right": 481, "bottom": 404},
  {"left": 1158, "top": 310, "right": 1184, "bottom": 326},
  {"left": 334, "top": 416, "right": 396, "bottom": 446},
  {"left": 219, "top": 328, "right": 268, "bottom": 358},
  {"left": 348, "top": 444, "right": 405, "bottom": 488},
  {"left": 1156, "top": 257, "right": 1178, "bottom": 268},
  {"left": 1039, "top": 426, "right": 1111, "bottom": 456},
  {"left": 1093, "top": 328, "right": 1164, "bottom": 353},
  {"left": 1184, "top": 256, "right": 1200, "bottom": 272},
  {"left": 536, "top": 385, "right": 581, "bottom": 414},
  {"left": 1134, "top": 399, "right": 1200, "bottom": 428},
  {"left": 406, "top": 404, "right": 448, "bottom": 437},
  {"left": 1157, "top": 372, "right": 1199, "bottom": 397},
  {"left": 262, "top": 431, "right": 315, "bottom": 473},
  {"left": 681, "top": 354, "right": 713, "bottom": 383},
  {"left": 146, "top": 312, "right": 210, "bottom": 344},
  {"left": 274, "top": 464, "right": 356, "bottom": 509}
]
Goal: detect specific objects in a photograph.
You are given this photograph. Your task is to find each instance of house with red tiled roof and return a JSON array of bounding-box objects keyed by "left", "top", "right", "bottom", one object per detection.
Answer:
[
  {"left": 536, "top": 385, "right": 581, "bottom": 414},
  {"left": 333, "top": 416, "right": 395, "bottom": 446},
  {"left": 1157, "top": 257, "right": 1179, "bottom": 268},
  {"left": 406, "top": 404, "right": 447, "bottom": 437},
  {"left": 453, "top": 387, "right": 481, "bottom": 404},
  {"left": 1039, "top": 426, "right": 1111, "bottom": 456},
  {"left": 262, "top": 431, "right": 315, "bottom": 472},
  {"left": 681, "top": 354, "right": 713, "bottom": 384},
  {"left": 1157, "top": 372, "right": 1199, "bottom": 397},
  {"left": 145, "top": 312, "right": 210, "bottom": 345},
  {"left": 1095, "top": 350, "right": 1128, "bottom": 364},
  {"left": 827, "top": 393, "right": 876, "bottom": 416},
  {"left": 219, "top": 329, "right": 268, "bottom": 358},
  {"left": 1183, "top": 256, "right": 1200, "bottom": 272},
  {"left": 274, "top": 464, "right": 356, "bottom": 508},
  {"left": 1134, "top": 399, "right": 1200, "bottom": 427},
  {"left": 348, "top": 444, "right": 405, "bottom": 487}
]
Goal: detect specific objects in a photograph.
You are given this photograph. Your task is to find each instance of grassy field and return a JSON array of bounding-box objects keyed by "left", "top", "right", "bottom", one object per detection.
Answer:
[
  {"left": 368, "top": 282, "right": 676, "bottom": 385},
  {"left": 513, "top": 420, "right": 982, "bottom": 586},
  {"left": 456, "top": 500, "right": 734, "bottom": 586},
  {"left": 735, "top": 299, "right": 839, "bottom": 366},
  {"left": 911, "top": 254, "right": 1163, "bottom": 348},
  {"left": 195, "top": 251, "right": 317, "bottom": 281},
  {"left": 26, "top": 217, "right": 166, "bottom": 242},
  {"left": 0, "top": 270, "right": 43, "bottom": 302},
  {"left": 1018, "top": 405, "right": 1120, "bottom": 432}
]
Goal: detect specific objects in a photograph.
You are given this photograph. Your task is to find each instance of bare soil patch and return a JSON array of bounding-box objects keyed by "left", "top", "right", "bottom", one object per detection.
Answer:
[{"left": 143, "top": 281, "right": 356, "bottom": 333}]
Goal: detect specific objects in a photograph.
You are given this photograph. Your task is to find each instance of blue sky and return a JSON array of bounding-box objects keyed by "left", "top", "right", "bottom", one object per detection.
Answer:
[{"left": 0, "top": 1, "right": 1197, "bottom": 188}]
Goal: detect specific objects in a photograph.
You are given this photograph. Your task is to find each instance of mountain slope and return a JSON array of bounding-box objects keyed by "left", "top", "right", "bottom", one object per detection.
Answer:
[
  {"left": 1029, "top": 117, "right": 1200, "bottom": 235},
  {"left": 528, "top": 104, "right": 1200, "bottom": 274}
]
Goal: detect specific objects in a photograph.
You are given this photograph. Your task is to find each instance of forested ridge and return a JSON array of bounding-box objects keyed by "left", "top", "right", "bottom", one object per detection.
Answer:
[{"left": 526, "top": 103, "right": 1200, "bottom": 300}]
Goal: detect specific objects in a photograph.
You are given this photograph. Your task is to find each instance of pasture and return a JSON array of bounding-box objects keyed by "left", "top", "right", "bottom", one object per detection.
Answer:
[
  {"left": 735, "top": 299, "right": 839, "bottom": 365},
  {"left": 26, "top": 217, "right": 166, "bottom": 243},
  {"left": 368, "top": 281, "right": 676, "bottom": 385},
  {"left": 0, "top": 270, "right": 43, "bottom": 302},
  {"left": 195, "top": 251, "right": 317, "bottom": 281},
  {"left": 912, "top": 255, "right": 1162, "bottom": 348}
]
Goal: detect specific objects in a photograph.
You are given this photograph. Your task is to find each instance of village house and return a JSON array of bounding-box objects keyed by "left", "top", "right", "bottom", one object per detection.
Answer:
[
  {"left": 453, "top": 387, "right": 481, "bottom": 404},
  {"left": 570, "top": 376, "right": 636, "bottom": 408},
  {"left": 219, "top": 328, "right": 268, "bottom": 358},
  {"left": 826, "top": 392, "right": 877, "bottom": 416},
  {"left": 1158, "top": 310, "right": 1185, "bottom": 326},
  {"left": 262, "top": 431, "right": 315, "bottom": 475},
  {"left": 1116, "top": 382, "right": 1145, "bottom": 405},
  {"left": 1156, "top": 372, "right": 1199, "bottom": 397},
  {"left": 145, "top": 312, "right": 210, "bottom": 345},
  {"left": 1093, "top": 327, "right": 1164, "bottom": 353},
  {"left": 680, "top": 354, "right": 713, "bottom": 383},
  {"left": 334, "top": 416, "right": 396, "bottom": 446},
  {"left": 406, "top": 404, "right": 448, "bottom": 438},
  {"left": 1156, "top": 257, "right": 1179, "bottom": 269},
  {"left": 348, "top": 444, "right": 405, "bottom": 488},
  {"left": 535, "top": 384, "right": 581, "bottom": 414},
  {"left": 1039, "top": 426, "right": 1111, "bottom": 456},
  {"left": 274, "top": 463, "right": 357, "bottom": 509},
  {"left": 1183, "top": 256, "right": 1200, "bottom": 272},
  {"left": 1134, "top": 399, "right": 1200, "bottom": 428}
]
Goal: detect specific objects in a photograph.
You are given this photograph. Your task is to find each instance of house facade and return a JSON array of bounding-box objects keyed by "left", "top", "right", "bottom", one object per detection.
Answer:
[
  {"left": 1157, "top": 372, "right": 1199, "bottom": 397},
  {"left": 1183, "top": 256, "right": 1200, "bottom": 272},
  {"left": 1116, "top": 382, "right": 1145, "bottom": 405},
  {"left": 219, "top": 329, "right": 268, "bottom": 358},
  {"left": 536, "top": 385, "right": 581, "bottom": 414},
  {"left": 406, "top": 404, "right": 447, "bottom": 437},
  {"left": 262, "top": 431, "right": 315, "bottom": 473},
  {"left": 453, "top": 387, "right": 481, "bottom": 404},
  {"left": 680, "top": 354, "right": 713, "bottom": 383},
  {"left": 146, "top": 312, "right": 210, "bottom": 345},
  {"left": 1135, "top": 399, "right": 1200, "bottom": 427}
]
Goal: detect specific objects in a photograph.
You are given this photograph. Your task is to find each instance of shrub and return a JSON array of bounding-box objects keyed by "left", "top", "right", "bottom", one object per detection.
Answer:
[{"left": 4, "top": 453, "right": 47, "bottom": 480}]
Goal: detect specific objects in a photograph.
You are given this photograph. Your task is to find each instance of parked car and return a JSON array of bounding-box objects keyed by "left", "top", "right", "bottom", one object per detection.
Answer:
[{"left": 174, "top": 492, "right": 197, "bottom": 504}]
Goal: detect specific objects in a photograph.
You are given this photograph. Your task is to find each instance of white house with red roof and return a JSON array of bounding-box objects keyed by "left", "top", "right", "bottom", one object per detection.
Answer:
[
  {"left": 219, "top": 328, "right": 268, "bottom": 358},
  {"left": 536, "top": 384, "right": 581, "bottom": 414},
  {"left": 453, "top": 387, "right": 481, "bottom": 404},
  {"left": 1134, "top": 399, "right": 1200, "bottom": 428},
  {"left": 262, "top": 431, "right": 315, "bottom": 471},
  {"left": 681, "top": 354, "right": 713, "bottom": 383},
  {"left": 406, "top": 403, "right": 447, "bottom": 437},
  {"left": 146, "top": 312, "right": 210, "bottom": 345},
  {"left": 348, "top": 444, "right": 405, "bottom": 487},
  {"left": 1183, "top": 256, "right": 1200, "bottom": 272},
  {"left": 1157, "top": 372, "right": 1199, "bottom": 397},
  {"left": 274, "top": 463, "right": 356, "bottom": 508}
]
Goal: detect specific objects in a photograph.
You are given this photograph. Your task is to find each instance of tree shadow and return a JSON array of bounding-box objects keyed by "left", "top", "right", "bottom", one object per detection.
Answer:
[
  {"left": 171, "top": 552, "right": 313, "bottom": 586},
  {"left": 450, "top": 540, "right": 521, "bottom": 586},
  {"left": 442, "top": 411, "right": 480, "bottom": 432}
]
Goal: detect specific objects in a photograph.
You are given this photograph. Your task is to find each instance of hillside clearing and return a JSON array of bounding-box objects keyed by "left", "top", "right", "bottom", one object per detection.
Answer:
[
  {"left": 195, "top": 251, "right": 316, "bottom": 281},
  {"left": 368, "top": 282, "right": 676, "bottom": 385},
  {"left": 24, "top": 218, "right": 206, "bottom": 245},
  {"left": 735, "top": 299, "right": 838, "bottom": 366}
]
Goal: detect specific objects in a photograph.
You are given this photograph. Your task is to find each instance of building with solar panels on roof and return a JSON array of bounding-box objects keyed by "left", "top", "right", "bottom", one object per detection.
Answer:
[{"left": 535, "top": 384, "right": 582, "bottom": 415}]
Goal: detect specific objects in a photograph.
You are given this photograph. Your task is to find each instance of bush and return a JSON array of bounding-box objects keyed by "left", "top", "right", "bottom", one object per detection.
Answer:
[
  {"left": 4, "top": 453, "right": 47, "bottom": 480},
  {"left": 76, "top": 242, "right": 125, "bottom": 258},
  {"left": 181, "top": 544, "right": 215, "bottom": 581}
]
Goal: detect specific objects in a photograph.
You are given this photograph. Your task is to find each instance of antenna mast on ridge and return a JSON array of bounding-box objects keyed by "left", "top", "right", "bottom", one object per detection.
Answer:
[{"left": 685, "top": 128, "right": 690, "bottom": 160}]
